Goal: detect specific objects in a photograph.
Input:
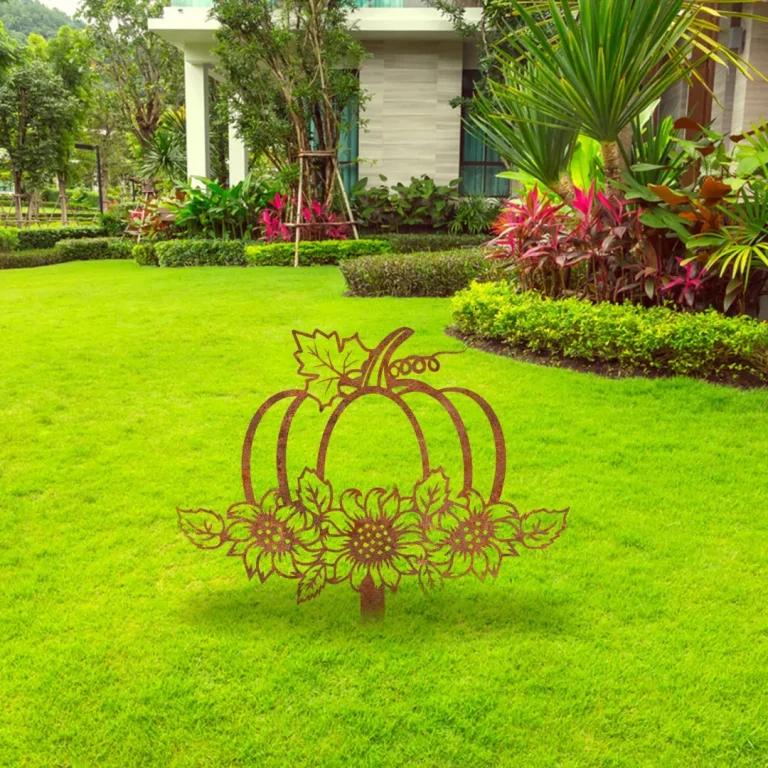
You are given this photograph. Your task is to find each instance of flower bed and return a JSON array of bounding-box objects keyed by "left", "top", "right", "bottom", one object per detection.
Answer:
[{"left": 452, "top": 281, "right": 768, "bottom": 384}]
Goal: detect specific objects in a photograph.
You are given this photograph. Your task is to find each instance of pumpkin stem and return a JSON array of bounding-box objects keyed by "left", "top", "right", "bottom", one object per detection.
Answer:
[{"left": 360, "top": 327, "right": 414, "bottom": 389}]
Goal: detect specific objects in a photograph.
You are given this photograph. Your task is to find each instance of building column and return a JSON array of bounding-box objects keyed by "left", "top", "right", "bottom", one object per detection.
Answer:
[
  {"left": 228, "top": 118, "right": 249, "bottom": 186},
  {"left": 184, "top": 59, "right": 211, "bottom": 184}
]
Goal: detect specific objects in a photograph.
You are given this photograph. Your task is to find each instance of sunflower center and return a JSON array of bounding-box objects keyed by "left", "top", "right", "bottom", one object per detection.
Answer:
[
  {"left": 348, "top": 517, "right": 396, "bottom": 564},
  {"left": 251, "top": 513, "right": 292, "bottom": 553},
  {"left": 450, "top": 517, "right": 492, "bottom": 554}
]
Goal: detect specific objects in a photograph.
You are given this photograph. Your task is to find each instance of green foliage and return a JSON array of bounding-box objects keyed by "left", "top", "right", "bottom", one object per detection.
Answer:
[
  {"left": 132, "top": 242, "right": 157, "bottom": 266},
  {"left": 341, "top": 250, "right": 504, "bottom": 298},
  {"left": 175, "top": 173, "right": 278, "bottom": 240},
  {"left": 0, "top": 248, "right": 62, "bottom": 269},
  {"left": 686, "top": 182, "right": 768, "bottom": 312},
  {"left": 99, "top": 203, "right": 137, "bottom": 236},
  {"left": 353, "top": 175, "right": 460, "bottom": 232},
  {"left": 54, "top": 237, "right": 133, "bottom": 261},
  {"left": 0, "top": 226, "right": 19, "bottom": 252},
  {"left": 473, "top": 69, "right": 579, "bottom": 199},
  {"left": 155, "top": 239, "right": 247, "bottom": 267},
  {"left": 0, "top": 0, "right": 82, "bottom": 44},
  {"left": 16, "top": 225, "right": 106, "bottom": 250},
  {"left": 78, "top": 0, "right": 183, "bottom": 158},
  {"left": 246, "top": 238, "right": 391, "bottom": 267},
  {"left": 136, "top": 115, "right": 185, "bottom": 186},
  {"left": 373, "top": 232, "right": 489, "bottom": 253},
  {"left": 214, "top": 0, "right": 365, "bottom": 204},
  {"left": 0, "top": 53, "right": 79, "bottom": 202},
  {"left": 449, "top": 196, "right": 502, "bottom": 235},
  {"left": 453, "top": 281, "right": 768, "bottom": 381}
]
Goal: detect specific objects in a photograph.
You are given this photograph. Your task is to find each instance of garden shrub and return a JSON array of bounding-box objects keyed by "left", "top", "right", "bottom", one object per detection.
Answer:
[
  {"left": 133, "top": 243, "right": 158, "bottom": 266},
  {"left": 246, "top": 238, "right": 391, "bottom": 266},
  {"left": 156, "top": 239, "right": 247, "bottom": 267},
  {"left": 16, "top": 225, "right": 107, "bottom": 251},
  {"left": 452, "top": 281, "right": 768, "bottom": 381},
  {"left": 0, "top": 249, "right": 62, "bottom": 269},
  {"left": 341, "top": 250, "right": 504, "bottom": 298},
  {"left": 55, "top": 238, "right": 134, "bottom": 261},
  {"left": 0, "top": 227, "right": 19, "bottom": 252},
  {"left": 370, "top": 233, "right": 489, "bottom": 253}
]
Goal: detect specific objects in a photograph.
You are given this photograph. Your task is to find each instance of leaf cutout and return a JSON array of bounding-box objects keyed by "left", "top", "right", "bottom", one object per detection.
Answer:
[
  {"left": 414, "top": 469, "right": 449, "bottom": 521},
  {"left": 293, "top": 329, "right": 370, "bottom": 408},
  {"left": 177, "top": 508, "right": 225, "bottom": 549},
  {"left": 418, "top": 562, "right": 443, "bottom": 594},
  {"left": 298, "top": 467, "right": 332, "bottom": 519},
  {"left": 518, "top": 508, "right": 569, "bottom": 550},
  {"left": 297, "top": 564, "right": 327, "bottom": 603}
]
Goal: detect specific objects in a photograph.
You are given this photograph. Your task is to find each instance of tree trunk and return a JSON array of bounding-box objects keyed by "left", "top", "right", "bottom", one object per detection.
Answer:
[
  {"left": 552, "top": 175, "right": 576, "bottom": 203},
  {"left": 58, "top": 176, "right": 68, "bottom": 226},
  {"left": 359, "top": 573, "right": 385, "bottom": 620},
  {"left": 26, "top": 189, "right": 41, "bottom": 224},
  {"left": 602, "top": 125, "right": 634, "bottom": 194}
]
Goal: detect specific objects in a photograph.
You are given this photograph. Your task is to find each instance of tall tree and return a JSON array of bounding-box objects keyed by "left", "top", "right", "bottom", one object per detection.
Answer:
[
  {"left": 214, "top": 0, "right": 366, "bottom": 207},
  {"left": 0, "top": 49, "right": 78, "bottom": 224},
  {"left": 38, "top": 27, "right": 95, "bottom": 223},
  {"left": 77, "top": 0, "right": 182, "bottom": 195}
]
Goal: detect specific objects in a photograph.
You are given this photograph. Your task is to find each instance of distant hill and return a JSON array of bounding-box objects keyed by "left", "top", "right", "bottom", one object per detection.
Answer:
[{"left": 0, "top": 0, "right": 83, "bottom": 44}]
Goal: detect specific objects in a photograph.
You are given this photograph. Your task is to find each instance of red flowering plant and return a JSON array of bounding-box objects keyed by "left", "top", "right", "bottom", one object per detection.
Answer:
[
  {"left": 488, "top": 186, "right": 571, "bottom": 296},
  {"left": 261, "top": 192, "right": 350, "bottom": 243}
]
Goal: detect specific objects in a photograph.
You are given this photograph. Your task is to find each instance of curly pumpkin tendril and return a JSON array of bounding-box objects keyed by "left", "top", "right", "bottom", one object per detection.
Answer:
[{"left": 389, "top": 350, "right": 464, "bottom": 378}]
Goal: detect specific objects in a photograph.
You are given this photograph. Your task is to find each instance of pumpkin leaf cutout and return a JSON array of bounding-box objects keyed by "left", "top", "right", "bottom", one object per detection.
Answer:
[
  {"left": 418, "top": 561, "right": 443, "bottom": 594},
  {"left": 297, "top": 564, "right": 328, "bottom": 603},
  {"left": 177, "top": 508, "right": 225, "bottom": 549},
  {"left": 293, "top": 329, "right": 370, "bottom": 408},
  {"left": 414, "top": 468, "right": 449, "bottom": 522},
  {"left": 518, "top": 508, "right": 569, "bottom": 549},
  {"left": 298, "top": 467, "right": 332, "bottom": 521}
]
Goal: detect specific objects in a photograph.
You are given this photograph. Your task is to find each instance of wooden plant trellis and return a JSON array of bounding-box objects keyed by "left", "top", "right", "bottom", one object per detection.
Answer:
[
  {"left": 178, "top": 327, "right": 569, "bottom": 619},
  {"left": 291, "top": 150, "right": 359, "bottom": 267}
]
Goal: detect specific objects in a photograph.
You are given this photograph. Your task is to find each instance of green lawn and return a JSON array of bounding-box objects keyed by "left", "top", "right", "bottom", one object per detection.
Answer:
[{"left": 1, "top": 261, "right": 767, "bottom": 767}]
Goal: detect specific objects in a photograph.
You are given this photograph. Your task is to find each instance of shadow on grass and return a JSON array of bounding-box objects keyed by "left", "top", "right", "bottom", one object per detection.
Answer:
[{"left": 177, "top": 578, "right": 574, "bottom": 643}]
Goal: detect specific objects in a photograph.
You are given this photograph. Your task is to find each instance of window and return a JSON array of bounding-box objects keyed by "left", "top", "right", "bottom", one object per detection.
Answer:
[
  {"left": 460, "top": 70, "right": 509, "bottom": 197},
  {"left": 338, "top": 98, "right": 359, "bottom": 195}
]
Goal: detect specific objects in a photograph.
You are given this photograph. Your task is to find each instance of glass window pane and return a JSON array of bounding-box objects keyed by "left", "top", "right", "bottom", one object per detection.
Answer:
[{"left": 460, "top": 166, "right": 484, "bottom": 196}]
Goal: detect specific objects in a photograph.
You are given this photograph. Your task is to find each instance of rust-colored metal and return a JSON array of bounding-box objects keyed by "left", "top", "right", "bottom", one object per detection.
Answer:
[{"left": 178, "top": 327, "right": 569, "bottom": 619}]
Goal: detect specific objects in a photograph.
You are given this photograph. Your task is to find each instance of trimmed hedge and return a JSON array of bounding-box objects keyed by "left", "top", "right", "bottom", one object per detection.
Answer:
[
  {"left": 0, "top": 249, "right": 64, "bottom": 269},
  {"left": 0, "top": 227, "right": 19, "bottom": 252},
  {"left": 0, "top": 239, "right": 131, "bottom": 269},
  {"left": 341, "top": 250, "right": 504, "bottom": 298},
  {"left": 155, "top": 239, "right": 247, "bottom": 267},
  {"left": 16, "top": 225, "right": 107, "bottom": 251},
  {"left": 367, "top": 233, "right": 489, "bottom": 254},
  {"left": 55, "top": 238, "right": 133, "bottom": 261},
  {"left": 133, "top": 243, "right": 158, "bottom": 266},
  {"left": 246, "top": 238, "right": 391, "bottom": 266},
  {"left": 452, "top": 281, "right": 768, "bottom": 382}
]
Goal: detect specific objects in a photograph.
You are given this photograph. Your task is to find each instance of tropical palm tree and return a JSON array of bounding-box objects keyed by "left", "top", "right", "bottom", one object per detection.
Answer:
[{"left": 491, "top": 0, "right": 702, "bottom": 189}]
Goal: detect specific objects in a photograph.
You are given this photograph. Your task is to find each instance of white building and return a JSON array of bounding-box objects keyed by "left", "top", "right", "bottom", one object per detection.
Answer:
[
  {"left": 148, "top": 0, "right": 510, "bottom": 195},
  {"left": 149, "top": 1, "right": 768, "bottom": 193}
]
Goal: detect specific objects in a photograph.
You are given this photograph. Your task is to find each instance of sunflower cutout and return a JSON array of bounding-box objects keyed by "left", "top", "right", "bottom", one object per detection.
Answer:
[{"left": 178, "top": 327, "right": 568, "bottom": 617}]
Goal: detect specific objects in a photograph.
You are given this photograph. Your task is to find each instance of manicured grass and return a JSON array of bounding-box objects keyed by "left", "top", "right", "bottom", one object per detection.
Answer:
[{"left": 1, "top": 261, "right": 767, "bottom": 767}]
